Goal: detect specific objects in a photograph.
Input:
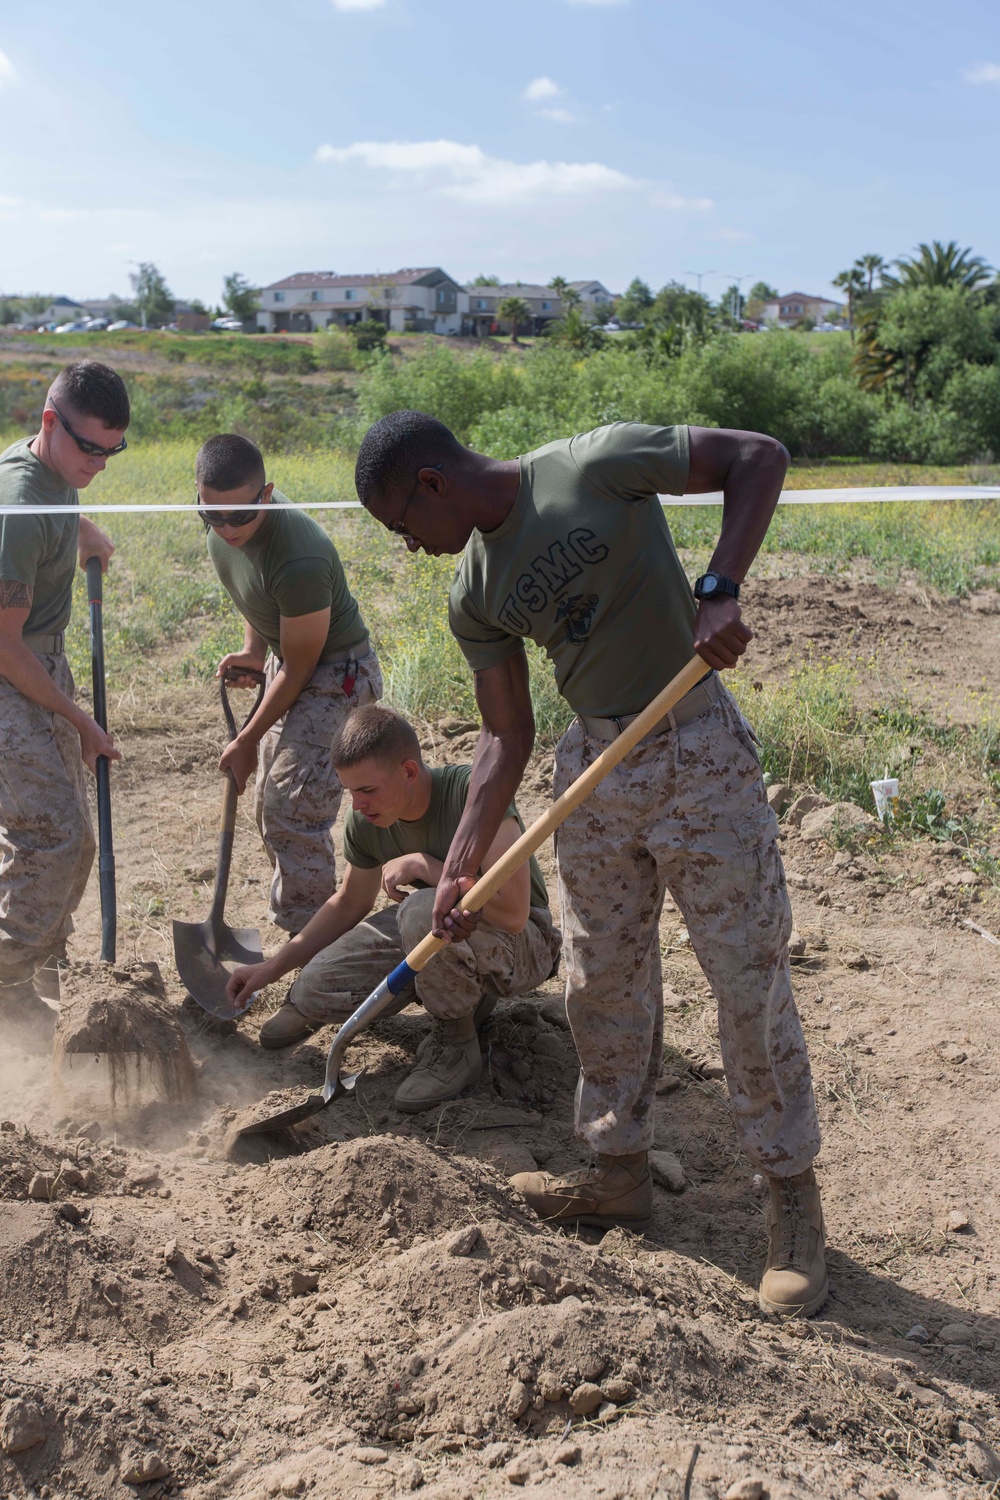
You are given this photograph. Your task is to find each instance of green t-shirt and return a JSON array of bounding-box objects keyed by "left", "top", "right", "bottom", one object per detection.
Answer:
[
  {"left": 449, "top": 423, "right": 694, "bottom": 719},
  {"left": 343, "top": 763, "right": 549, "bottom": 912},
  {"left": 207, "top": 491, "right": 367, "bottom": 662},
  {"left": 0, "top": 437, "right": 79, "bottom": 636}
]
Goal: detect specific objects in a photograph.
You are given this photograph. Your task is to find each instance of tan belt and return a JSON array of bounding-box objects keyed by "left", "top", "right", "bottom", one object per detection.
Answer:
[
  {"left": 578, "top": 671, "right": 719, "bottom": 744},
  {"left": 22, "top": 631, "right": 65, "bottom": 654}
]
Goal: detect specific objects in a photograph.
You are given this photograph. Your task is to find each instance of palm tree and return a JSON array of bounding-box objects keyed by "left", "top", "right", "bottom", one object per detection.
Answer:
[
  {"left": 548, "top": 276, "right": 570, "bottom": 301},
  {"left": 497, "top": 295, "right": 531, "bottom": 343},
  {"left": 855, "top": 254, "right": 885, "bottom": 293},
  {"left": 882, "top": 240, "right": 992, "bottom": 291},
  {"left": 832, "top": 267, "right": 865, "bottom": 339}
]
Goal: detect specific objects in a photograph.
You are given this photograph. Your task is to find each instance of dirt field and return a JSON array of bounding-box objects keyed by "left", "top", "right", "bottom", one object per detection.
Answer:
[{"left": 2, "top": 575, "right": 999, "bottom": 1500}]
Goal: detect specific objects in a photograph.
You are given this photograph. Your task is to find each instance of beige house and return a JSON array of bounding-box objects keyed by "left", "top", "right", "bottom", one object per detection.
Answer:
[
  {"left": 256, "top": 267, "right": 465, "bottom": 334},
  {"left": 463, "top": 283, "right": 565, "bottom": 337},
  {"left": 759, "top": 292, "right": 843, "bottom": 327}
]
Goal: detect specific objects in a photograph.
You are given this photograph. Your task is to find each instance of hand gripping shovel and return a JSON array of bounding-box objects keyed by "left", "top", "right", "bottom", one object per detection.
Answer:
[
  {"left": 173, "top": 669, "right": 267, "bottom": 1017},
  {"left": 86, "top": 557, "right": 117, "bottom": 962},
  {"left": 237, "top": 654, "right": 707, "bottom": 1139}
]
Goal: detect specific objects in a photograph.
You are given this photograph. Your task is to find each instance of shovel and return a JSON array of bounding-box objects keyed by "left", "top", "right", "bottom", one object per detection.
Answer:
[
  {"left": 86, "top": 556, "right": 117, "bottom": 963},
  {"left": 236, "top": 653, "right": 707, "bottom": 1138},
  {"left": 173, "top": 669, "right": 267, "bottom": 1017}
]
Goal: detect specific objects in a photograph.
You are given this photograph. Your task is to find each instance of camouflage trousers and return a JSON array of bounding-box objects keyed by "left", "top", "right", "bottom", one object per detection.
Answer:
[
  {"left": 553, "top": 674, "right": 820, "bottom": 1176},
  {"left": 0, "top": 653, "right": 95, "bottom": 985},
  {"left": 290, "top": 887, "right": 561, "bottom": 1024},
  {"left": 253, "top": 649, "right": 382, "bottom": 932}
]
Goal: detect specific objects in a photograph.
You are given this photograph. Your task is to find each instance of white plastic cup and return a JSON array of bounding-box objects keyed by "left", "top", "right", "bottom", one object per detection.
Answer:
[{"left": 870, "top": 777, "right": 900, "bottom": 823}]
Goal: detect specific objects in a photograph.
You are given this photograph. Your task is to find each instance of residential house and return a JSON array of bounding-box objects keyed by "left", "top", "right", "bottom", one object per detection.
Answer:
[
  {"left": 463, "top": 284, "right": 563, "bottom": 337},
  {"left": 568, "top": 280, "right": 614, "bottom": 317},
  {"left": 256, "top": 268, "right": 466, "bottom": 334},
  {"left": 19, "top": 296, "right": 86, "bottom": 328},
  {"left": 759, "top": 292, "right": 843, "bottom": 327}
]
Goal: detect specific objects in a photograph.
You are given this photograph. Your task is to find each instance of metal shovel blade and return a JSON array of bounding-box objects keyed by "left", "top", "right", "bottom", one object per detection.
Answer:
[
  {"left": 172, "top": 917, "right": 263, "bottom": 1019},
  {"left": 235, "top": 1071, "right": 361, "bottom": 1137}
]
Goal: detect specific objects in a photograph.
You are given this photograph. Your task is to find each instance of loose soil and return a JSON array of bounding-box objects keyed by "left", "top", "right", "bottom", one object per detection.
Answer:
[{"left": 1, "top": 575, "right": 998, "bottom": 1499}]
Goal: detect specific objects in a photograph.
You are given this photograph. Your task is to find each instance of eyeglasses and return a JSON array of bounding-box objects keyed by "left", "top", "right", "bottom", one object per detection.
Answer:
[
  {"left": 390, "top": 463, "right": 442, "bottom": 536},
  {"left": 50, "top": 401, "right": 128, "bottom": 458},
  {"left": 197, "top": 484, "right": 265, "bottom": 529}
]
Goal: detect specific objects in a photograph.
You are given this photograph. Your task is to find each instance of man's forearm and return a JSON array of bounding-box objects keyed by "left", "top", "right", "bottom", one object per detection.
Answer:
[
  {"left": 442, "top": 726, "right": 533, "bottom": 886},
  {"left": 243, "top": 621, "right": 268, "bottom": 660},
  {"left": 0, "top": 641, "right": 87, "bottom": 725},
  {"left": 263, "top": 891, "right": 369, "bottom": 980},
  {"left": 239, "top": 661, "right": 312, "bottom": 746}
]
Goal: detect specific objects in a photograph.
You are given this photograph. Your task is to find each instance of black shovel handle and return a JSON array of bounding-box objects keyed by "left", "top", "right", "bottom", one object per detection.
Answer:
[
  {"left": 86, "top": 556, "right": 116, "bottom": 963},
  {"left": 210, "top": 669, "right": 266, "bottom": 935}
]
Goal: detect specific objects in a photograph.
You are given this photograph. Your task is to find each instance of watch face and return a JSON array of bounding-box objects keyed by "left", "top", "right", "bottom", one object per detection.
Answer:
[{"left": 701, "top": 574, "right": 718, "bottom": 594}]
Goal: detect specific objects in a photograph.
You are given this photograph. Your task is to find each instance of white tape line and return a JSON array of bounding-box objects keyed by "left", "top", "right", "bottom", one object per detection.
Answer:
[{"left": 1, "top": 485, "right": 999, "bottom": 515}]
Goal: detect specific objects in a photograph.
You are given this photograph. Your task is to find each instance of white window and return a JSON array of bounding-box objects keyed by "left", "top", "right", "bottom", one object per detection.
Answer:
[
  {"left": 345, "top": 290, "right": 354, "bottom": 301},
  {"left": 477, "top": 298, "right": 487, "bottom": 310},
  {"left": 273, "top": 291, "right": 284, "bottom": 303},
  {"left": 542, "top": 300, "right": 550, "bottom": 311},
  {"left": 310, "top": 290, "right": 319, "bottom": 302}
]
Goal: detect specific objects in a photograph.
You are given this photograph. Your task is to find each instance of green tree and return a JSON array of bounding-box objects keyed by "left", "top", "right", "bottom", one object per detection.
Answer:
[
  {"left": 497, "top": 295, "right": 531, "bottom": 343},
  {"left": 547, "top": 275, "right": 569, "bottom": 301},
  {"left": 745, "top": 282, "right": 778, "bottom": 321},
  {"left": 853, "top": 284, "right": 997, "bottom": 403},
  {"left": 545, "top": 306, "right": 605, "bottom": 352},
  {"left": 615, "top": 277, "right": 654, "bottom": 326},
  {"left": 471, "top": 274, "right": 501, "bottom": 286},
  {"left": 855, "top": 254, "right": 885, "bottom": 293},
  {"left": 883, "top": 240, "right": 992, "bottom": 292},
  {"left": 222, "top": 273, "right": 259, "bottom": 321},
  {"left": 189, "top": 298, "right": 208, "bottom": 316},
  {"left": 350, "top": 319, "right": 388, "bottom": 353},
  {"left": 832, "top": 267, "right": 866, "bottom": 338},
  {"left": 129, "top": 262, "right": 174, "bottom": 328}
]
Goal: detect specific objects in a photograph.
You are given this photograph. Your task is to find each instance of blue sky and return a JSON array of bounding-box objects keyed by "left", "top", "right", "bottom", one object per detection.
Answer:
[{"left": 1, "top": 0, "right": 999, "bottom": 306}]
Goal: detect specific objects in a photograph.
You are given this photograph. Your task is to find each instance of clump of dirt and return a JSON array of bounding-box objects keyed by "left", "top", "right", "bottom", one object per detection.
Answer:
[{"left": 54, "top": 961, "right": 196, "bottom": 1110}]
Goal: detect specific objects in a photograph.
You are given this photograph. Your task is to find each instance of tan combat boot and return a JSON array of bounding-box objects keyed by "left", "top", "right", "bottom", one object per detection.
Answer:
[
  {"left": 258, "top": 1002, "right": 321, "bottom": 1050},
  {"left": 394, "top": 1013, "right": 482, "bottom": 1113},
  {"left": 759, "top": 1166, "right": 828, "bottom": 1318},
  {"left": 510, "top": 1152, "right": 653, "bottom": 1232}
]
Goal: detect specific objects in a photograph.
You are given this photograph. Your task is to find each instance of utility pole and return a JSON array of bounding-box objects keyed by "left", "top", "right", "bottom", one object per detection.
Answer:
[
  {"left": 683, "top": 270, "right": 716, "bottom": 295},
  {"left": 724, "top": 274, "right": 755, "bottom": 324}
]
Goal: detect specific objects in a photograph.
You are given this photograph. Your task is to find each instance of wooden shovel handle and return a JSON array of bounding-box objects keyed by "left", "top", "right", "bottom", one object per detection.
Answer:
[{"left": 404, "top": 654, "right": 707, "bottom": 974}]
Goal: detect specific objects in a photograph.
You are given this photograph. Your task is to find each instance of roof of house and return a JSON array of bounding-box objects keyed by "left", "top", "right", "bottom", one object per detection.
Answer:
[
  {"left": 769, "top": 292, "right": 840, "bottom": 304},
  {"left": 262, "top": 267, "right": 459, "bottom": 292},
  {"left": 465, "top": 283, "right": 560, "bottom": 300},
  {"left": 568, "top": 279, "right": 611, "bottom": 294}
]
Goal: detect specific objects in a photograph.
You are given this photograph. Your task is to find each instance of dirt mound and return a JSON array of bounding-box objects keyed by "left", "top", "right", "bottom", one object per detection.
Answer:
[
  {"left": 3, "top": 1129, "right": 994, "bottom": 1499},
  {"left": 54, "top": 961, "right": 196, "bottom": 1111}
]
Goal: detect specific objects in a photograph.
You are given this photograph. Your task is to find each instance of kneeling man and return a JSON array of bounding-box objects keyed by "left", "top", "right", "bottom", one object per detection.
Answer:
[{"left": 227, "top": 705, "right": 560, "bottom": 1112}]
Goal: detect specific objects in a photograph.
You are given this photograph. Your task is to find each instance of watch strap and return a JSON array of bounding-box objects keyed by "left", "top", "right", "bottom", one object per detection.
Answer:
[{"left": 694, "top": 572, "right": 741, "bottom": 601}]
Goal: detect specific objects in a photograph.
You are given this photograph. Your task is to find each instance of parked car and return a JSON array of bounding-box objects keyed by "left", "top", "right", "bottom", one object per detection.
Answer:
[
  {"left": 84, "top": 318, "right": 109, "bottom": 331},
  {"left": 106, "top": 319, "right": 137, "bottom": 331},
  {"left": 54, "top": 321, "right": 90, "bottom": 333},
  {"left": 211, "top": 317, "right": 243, "bottom": 332}
]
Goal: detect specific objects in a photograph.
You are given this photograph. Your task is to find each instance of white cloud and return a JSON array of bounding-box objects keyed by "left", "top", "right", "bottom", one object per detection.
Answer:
[
  {"left": 963, "top": 61, "right": 1000, "bottom": 83},
  {"left": 315, "top": 139, "right": 640, "bottom": 204},
  {"left": 331, "top": 0, "right": 386, "bottom": 10},
  {"left": 539, "top": 107, "right": 578, "bottom": 124},
  {"left": 0, "top": 49, "right": 17, "bottom": 88},
  {"left": 524, "top": 75, "right": 560, "bottom": 102}
]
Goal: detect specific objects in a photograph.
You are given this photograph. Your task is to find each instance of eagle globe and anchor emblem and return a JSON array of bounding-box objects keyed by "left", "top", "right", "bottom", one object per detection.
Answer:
[{"left": 555, "top": 592, "right": 599, "bottom": 644}]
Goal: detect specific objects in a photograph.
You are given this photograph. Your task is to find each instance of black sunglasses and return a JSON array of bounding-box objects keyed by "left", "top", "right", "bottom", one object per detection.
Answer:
[
  {"left": 50, "top": 401, "right": 128, "bottom": 458},
  {"left": 391, "top": 463, "right": 442, "bottom": 536},
  {"left": 198, "top": 484, "right": 266, "bottom": 529}
]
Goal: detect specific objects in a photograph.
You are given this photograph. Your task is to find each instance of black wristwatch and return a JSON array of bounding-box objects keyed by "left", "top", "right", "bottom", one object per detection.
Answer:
[{"left": 693, "top": 572, "right": 740, "bottom": 602}]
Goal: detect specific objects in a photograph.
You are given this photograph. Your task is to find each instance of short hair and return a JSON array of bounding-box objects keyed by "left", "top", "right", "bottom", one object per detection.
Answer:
[
  {"left": 195, "top": 433, "right": 266, "bottom": 492},
  {"left": 332, "top": 705, "right": 422, "bottom": 770},
  {"left": 48, "top": 362, "right": 130, "bottom": 430},
  {"left": 355, "top": 409, "right": 462, "bottom": 506}
]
